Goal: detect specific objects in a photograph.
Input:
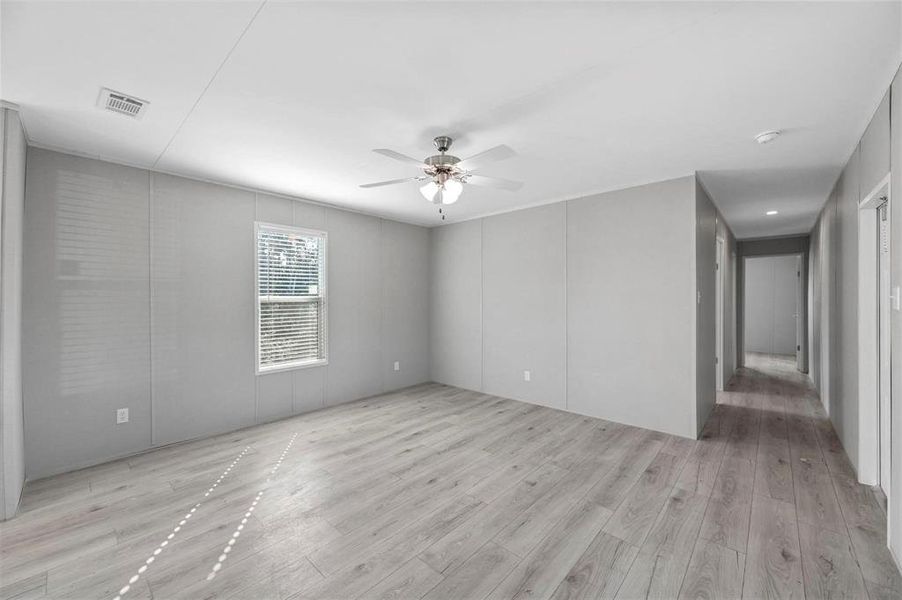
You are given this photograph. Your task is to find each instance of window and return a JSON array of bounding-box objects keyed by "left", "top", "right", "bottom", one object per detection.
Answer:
[{"left": 256, "top": 223, "right": 327, "bottom": 372}]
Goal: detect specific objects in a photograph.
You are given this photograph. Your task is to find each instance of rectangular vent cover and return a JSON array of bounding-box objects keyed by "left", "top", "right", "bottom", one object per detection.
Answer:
[{"left": 98, "top": 88, "right": 148, "bottom": 118}]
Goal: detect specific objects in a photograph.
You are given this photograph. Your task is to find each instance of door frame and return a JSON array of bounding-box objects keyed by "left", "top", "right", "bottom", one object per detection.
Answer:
[
  {"left": 857, "top": 173, "right": 891, "bottom": 490},
  {"left": 716, "top": 237, "right": 725, "bottom": 391}
]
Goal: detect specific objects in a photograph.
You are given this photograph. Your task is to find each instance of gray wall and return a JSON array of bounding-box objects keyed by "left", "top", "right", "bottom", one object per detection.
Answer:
[
  {"left": 430, "top": 176, "right": 706, "bottom": 438},
  {"left": 483, "top": 203, "right": 566, "bottom": 409},
  {"left": 744, "top": 255, "right": 800, "bottom": 356},
  {"left": 809, "top": 70, "right": 899, "bottom": 558},
  {"left": 695, "top": 180, "right": 717, "bottom": 432},
  {"left": 22, "top": 148, "right": 430, "bottom": 479},
  {"left": 716, "top": 207, "right": 738, "bottom": 389},
  {"left": 429, "top": 220, "right": 483, "bottom": 392},
  {"left": 889, "top": 62, "right": 902, "bottom": 576},
  {"left": 0, "top": 107, "right": 26, "bottom": 519}
]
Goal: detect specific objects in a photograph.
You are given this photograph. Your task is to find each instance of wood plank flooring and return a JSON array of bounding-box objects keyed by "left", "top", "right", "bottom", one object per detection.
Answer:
[{"left": 1, "top": 354, "right": 900, "bottom": 599}]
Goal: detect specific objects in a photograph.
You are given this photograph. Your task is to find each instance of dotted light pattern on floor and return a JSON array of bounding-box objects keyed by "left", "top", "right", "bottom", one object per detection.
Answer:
[
  {"left": 205, "top": 432, "right": 297, "bottom": 582},
  {"left": 110, "top": 445, "right": 251, "bottom": 600}
]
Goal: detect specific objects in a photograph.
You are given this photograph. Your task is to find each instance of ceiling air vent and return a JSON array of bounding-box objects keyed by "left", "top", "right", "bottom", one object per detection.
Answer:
[{"left": 97, "top": 88, "right": 148, "bottom": 119}]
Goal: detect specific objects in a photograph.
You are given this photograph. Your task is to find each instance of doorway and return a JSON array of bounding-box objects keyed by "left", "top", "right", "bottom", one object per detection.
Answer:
[{"left": 742, "top": 254, "right": 803, "bottom": 366}]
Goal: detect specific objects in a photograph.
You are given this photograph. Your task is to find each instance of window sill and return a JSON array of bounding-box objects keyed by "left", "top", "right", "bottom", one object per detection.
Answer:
[{"left": 257, "top": 359, "right": 328, "bottom": 375}]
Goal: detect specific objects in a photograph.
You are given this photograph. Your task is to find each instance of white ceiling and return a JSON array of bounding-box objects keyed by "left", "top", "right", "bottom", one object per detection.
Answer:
[{"left": 2, "top": 1, "right": 900, "bottom": 237}]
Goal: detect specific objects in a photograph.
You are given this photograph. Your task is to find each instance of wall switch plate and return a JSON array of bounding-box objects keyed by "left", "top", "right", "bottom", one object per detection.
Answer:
[
  {"left": 393, "top": 361, "right": 400, "bottom": 371},
  {"left": 893, "top": 286, "right": 901, "bottom": 311},
  {"left": 116, "top": 408, "right": 129, "bottom": 424},
  {"left": 523, "top": 370, "right": 531, "bottom": 382}
]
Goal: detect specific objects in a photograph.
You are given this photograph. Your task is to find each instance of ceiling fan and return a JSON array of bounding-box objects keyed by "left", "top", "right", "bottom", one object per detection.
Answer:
[{"left": 360, "top": 136, "right": 523, "bottom": 207}]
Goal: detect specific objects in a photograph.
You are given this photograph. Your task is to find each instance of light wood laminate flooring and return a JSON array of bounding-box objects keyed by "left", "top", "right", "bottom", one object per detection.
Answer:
[{"left": 1, "top": 354, "right": 899, "bottom": 599}]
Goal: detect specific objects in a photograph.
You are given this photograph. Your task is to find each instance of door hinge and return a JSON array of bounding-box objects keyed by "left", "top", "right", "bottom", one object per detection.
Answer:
[{"left": 797, "top": 345, "right": 801, "bottom": 351}]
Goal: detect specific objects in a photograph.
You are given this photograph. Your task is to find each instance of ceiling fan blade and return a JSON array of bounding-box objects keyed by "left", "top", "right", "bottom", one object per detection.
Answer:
[
  {"left": 455, "top": 144, "right": 516, "bottom": 171},
  {"left": 464, "top": 174, "right": 523, "bottom": 192},
  {"left": 359, "top": 176, "right": 425, "bottom": 189},
  {"left": 372, "top": 148, "right": 428, "bottom": 167}
]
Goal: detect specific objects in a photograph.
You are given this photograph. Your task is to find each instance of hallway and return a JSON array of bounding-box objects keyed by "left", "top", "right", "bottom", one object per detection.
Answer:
[{"left": 711, "top": 353, "right": 901, "bottom": 599}]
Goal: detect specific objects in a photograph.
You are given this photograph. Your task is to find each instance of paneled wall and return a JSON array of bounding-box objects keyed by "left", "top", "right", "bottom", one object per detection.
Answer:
[
  {"left": 22, "top": 148, "right": 430, "bottom": 479},
  {"left": 430, "top": 175, "right": 729, "bottom": 439},
  {"left": 0, "top": 107, "right": 27, "bottom": 519},
  {"left": 695, "top": 180, "right": 718, "bottom": 433},
  {"left": 808, "top": 64, "right": 901, "bottom": 563}
]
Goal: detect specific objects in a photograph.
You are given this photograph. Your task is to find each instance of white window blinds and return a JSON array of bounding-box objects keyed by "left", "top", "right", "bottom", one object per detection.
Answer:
[{"left": 256, "top": 223, "right": 327, "bottom": 371}]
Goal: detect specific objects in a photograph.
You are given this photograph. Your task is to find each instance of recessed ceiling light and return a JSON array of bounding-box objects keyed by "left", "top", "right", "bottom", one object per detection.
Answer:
[
  {"left": 755, "top": 130, "right": 781, "bottom": 144},
  {"left": 766, "top": 210, "right": 779, "bottom": 216}
]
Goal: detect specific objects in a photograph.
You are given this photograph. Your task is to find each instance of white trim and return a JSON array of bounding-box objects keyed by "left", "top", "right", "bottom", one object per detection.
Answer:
[
  {"left": 857, "top": 173, "right": 891, "bottom": 489},
  {"left": 258, "top": 358, "right": 328, "bottom": 375},
  {"left": 715, "top": 236, "right": 725, "bottom": 391},
  {"left": 859, "top": 174, "right": 892, "bottom": 209},
  {"left": 254, "top": 221, "right": 328, "bottom": 375},
  {"left": 255, "top": 221, "right": 328, "bottom": 240},
  {"left": 891, "top": 543, "right": 902, "bottom": 578}
]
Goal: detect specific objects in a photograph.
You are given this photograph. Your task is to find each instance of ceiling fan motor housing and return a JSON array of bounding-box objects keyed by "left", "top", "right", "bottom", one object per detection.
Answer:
[
  {"left": 424, "top": 154, "right": 461, "bottom": 170},
  {"left": 433, "top": 135, "right": 453, "bottom": 153}
]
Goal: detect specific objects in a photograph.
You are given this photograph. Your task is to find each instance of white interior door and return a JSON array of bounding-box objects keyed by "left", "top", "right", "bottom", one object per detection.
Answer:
[
  {"left": 772, "top": 256, "right": 800, "bottom": 356},
  {"left": 878, "top": 200, "right": 892, "bottom": 497}
]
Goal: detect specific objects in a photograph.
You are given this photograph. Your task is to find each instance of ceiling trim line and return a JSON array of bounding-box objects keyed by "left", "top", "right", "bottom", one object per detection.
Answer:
[{"left": 27, "top": 141, "right": 432, "bottom": 229}]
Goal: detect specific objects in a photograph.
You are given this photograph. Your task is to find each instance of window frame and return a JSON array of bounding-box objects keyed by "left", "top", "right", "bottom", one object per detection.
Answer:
[{"left": 254, "top": 221, "right": 329, "bottom": 375}]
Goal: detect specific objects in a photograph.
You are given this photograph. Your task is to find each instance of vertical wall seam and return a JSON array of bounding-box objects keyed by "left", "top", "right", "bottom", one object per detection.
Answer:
[
  {"left": 253, "top": 192, "right": 259, "bottom": 423},
  {"left": 291, "top": 205, "right": 297, "bottom": 415},
  {"left": 380, "top": 218, "right": 386, "bottom": 395},
  {"left": 323, "top": 207, "right": 329, "bottom": 408},
  {"left": 563, "top": 201, "right": 568, "bottom": 410},
  {"left": 427, "top": 228, "right": 433, "bottom": 383},
  {"left": 480, "top": 218, "right": 485, "bottom": 393},
  {"left": 148, "top": 172, "right": 155, "bottom": 446}
]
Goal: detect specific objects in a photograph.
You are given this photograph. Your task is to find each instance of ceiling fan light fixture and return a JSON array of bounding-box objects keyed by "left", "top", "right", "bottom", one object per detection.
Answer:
[
  {"left": 363, "top": 136, "right": 521, "bottom": 215},
  {"left": 419, "top": 181, "right": 439, "bottom": 202},
  {"left": 420, "top": 178, "right": 463, "bottom": 205},
  {"left": 442, "top": 179, "right": 463, "bottom": 204}
]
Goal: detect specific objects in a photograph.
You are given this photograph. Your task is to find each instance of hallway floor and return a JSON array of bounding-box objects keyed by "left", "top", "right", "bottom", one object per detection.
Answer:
[
  {"left": 1, "top": 357, "right": 900, "bottom": 599},
  {"left": 721, "top": 353, "right": 901, "bottom": 599}
]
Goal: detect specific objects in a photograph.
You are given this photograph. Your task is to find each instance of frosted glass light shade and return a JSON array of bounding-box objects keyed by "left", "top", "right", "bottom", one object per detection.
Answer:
[
  {"left": 442, "top": 179, "right": 462, "bottom": 204},
  {"left": 419, "top": 181, "right": 439, "bottom": 202}
]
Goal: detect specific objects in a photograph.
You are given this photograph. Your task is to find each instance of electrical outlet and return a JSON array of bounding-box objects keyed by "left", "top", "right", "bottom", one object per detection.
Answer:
[
  {"left": 116, "top": 408, "right": 129, "bottom": 424},
  {"left": 393, "top": 361, "right": 400, "bottom": 372},
  {"left": 523, "top": 370, "right": 531, "bottom": 382}
]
